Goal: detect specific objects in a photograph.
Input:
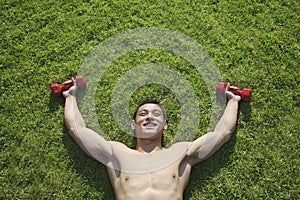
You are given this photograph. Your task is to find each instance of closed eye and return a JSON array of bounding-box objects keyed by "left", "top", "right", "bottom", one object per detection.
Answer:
[
  {"left": 154, "top": 112, "right": 161, "bottom": 116},
  {"left": 139, "top": 111, "right": 147, "bottom": 116}
]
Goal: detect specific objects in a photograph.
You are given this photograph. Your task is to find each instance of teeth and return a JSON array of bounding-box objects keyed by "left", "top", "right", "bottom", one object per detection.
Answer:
[{"left": 145, "top": 123, "right": 156, "bottom": 127}]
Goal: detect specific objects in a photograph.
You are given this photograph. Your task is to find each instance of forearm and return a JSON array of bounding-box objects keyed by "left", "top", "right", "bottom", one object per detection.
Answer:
[
  {"left": 64, "top": 96, "right": 86, "bottom": 137},
  {"left": 213, "top": 98, "right": 239, "bottom": 138}
]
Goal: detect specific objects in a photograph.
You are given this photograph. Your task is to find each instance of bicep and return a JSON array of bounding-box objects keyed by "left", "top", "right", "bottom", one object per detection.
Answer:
[
  {"left": 187, "top": 131, "right": 230, "bottom": 164},
  {"left": 69, "top": 127, "right": 113, "bottom": 163}
]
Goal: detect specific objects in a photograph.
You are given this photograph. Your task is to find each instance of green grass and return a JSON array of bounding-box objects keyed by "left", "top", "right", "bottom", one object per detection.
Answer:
[{"left": 1, "top": 0, "right": 299, "bottom": 199}]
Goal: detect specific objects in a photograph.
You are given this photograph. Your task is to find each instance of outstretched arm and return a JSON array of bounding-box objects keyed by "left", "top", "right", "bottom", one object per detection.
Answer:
[
  {"left": 186, "top": 86, "right": 241, "bottom": 165},
  {"left": 63, "top": 80, "right": 113, "bottom": 163}
]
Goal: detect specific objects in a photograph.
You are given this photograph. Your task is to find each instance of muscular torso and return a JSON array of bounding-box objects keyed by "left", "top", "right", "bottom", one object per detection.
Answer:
[{"left": 106, "top": 142, "right": 193, "bottom": 200}]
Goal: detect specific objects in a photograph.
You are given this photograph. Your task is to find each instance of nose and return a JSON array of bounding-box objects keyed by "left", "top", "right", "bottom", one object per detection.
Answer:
[{"left": 146, "top": 112, "right": 154, "bottom": 120}]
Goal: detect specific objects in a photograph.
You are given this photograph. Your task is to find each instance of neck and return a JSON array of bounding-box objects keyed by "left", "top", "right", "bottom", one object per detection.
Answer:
[{"left": 135, "top": 137, "right": 162, "bottom": 153}]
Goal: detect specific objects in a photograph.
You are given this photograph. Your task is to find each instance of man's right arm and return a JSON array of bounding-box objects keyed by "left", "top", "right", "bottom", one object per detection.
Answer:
[
  {"left": 64, "top": 85, "right": 113, "bottom": 164},
  {"left": 185, "top": 85, "right": 241, "bottom": 165}
]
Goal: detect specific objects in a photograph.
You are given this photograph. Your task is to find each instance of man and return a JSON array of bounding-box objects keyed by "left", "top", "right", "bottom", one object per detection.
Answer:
[{"left": 63, "top": 79, "right": 241, "bottom": 200}]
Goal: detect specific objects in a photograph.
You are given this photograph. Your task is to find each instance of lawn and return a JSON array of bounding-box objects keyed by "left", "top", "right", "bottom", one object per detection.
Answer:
[{"left": 1, "top": 0, "right": 299, "bottom": 199}]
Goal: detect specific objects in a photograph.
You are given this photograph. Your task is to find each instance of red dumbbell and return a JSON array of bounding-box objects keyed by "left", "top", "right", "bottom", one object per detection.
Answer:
[
  {"left": 216, "top": 82, "right": 252, "bottom": 101},
  {"left": 50, "top": 76, "right": 86, "bottom": 97}
]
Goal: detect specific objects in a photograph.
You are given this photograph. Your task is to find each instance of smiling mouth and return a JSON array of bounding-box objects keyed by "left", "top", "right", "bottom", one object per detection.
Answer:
[{"left": 143, "top": 122, "right": 157, "bottom": 127}]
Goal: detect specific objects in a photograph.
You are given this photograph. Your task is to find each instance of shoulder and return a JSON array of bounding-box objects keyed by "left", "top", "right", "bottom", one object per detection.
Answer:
[
  {"left": 168, "top": 141, "right": 191, "bottom": 149},
  {"left": 109, "top": 141, "right": 128, "bottom": 147},
  {"left": 165, "top": 142, "right": 192, "bottom": 155},
  {"left": 109, "top": 141, "right": 136, "bottom": 153}
]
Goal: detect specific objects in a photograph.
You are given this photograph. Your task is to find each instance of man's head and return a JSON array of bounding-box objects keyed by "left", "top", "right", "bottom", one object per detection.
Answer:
[
  {"left": 131, "top": 100, "right": 168, "bottom": 139},
  {"left": 133, "top": 100, "right": 167, "bottom": 120}
]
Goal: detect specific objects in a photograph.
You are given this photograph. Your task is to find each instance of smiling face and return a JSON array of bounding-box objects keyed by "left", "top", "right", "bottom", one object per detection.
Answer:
[{"left": 131, "top": 103, "right": 167, "bottom": 139}]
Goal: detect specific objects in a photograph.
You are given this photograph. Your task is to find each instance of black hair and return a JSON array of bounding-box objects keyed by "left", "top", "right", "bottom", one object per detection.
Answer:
[{"left": 133, "top": 99, "right": 167, "bottom": 120}]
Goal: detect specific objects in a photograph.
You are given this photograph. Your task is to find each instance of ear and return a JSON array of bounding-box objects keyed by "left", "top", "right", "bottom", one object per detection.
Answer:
[
  {"left": 163, "top": 120, "right": 168, "bottom": 130},
  {"left": 131, "top": 120, "right": 136, "bottom": 130}
]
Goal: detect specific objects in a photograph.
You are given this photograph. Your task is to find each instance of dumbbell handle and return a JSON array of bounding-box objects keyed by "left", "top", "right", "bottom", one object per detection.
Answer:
[
  {"left": 51, "top": 76, "right": 86, "bottom": 97},
  {"left": 216, "top": 82, "right": 252, "bottom": 101}
]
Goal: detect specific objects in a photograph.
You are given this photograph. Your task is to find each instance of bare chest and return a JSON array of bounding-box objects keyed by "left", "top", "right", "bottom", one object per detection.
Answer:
[
  {"left": 117, "top": 161, "right": 191, "bottom": 190},
  {"left": 108, "top": 161, "right": 191, "bottom": 200},
  {"left": 107, "top": 143, "right": 192, "bottom": 199}
]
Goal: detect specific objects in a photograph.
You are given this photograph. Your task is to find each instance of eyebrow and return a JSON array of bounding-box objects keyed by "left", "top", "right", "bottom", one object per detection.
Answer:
[{"left": 138, "top": 109, "right": 162, "bottom": 113}]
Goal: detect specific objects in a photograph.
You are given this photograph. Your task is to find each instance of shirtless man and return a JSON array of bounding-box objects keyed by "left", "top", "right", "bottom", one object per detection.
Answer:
[{"left": 63, "top": 80, "right": 241, "bottom": 200}]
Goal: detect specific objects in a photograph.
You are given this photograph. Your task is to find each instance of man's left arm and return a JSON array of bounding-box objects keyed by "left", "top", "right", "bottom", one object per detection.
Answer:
[{"left": 186, "top": 88, "right": 241, "bottom": 165}]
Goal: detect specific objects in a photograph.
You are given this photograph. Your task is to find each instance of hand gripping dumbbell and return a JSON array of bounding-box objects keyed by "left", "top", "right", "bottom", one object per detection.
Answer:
[
  {"left": 50, "top": 76, "right": 86, "bottom": 97},
  {"left": 216, "top": 82, "right": 252, "bottom": 101}
]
